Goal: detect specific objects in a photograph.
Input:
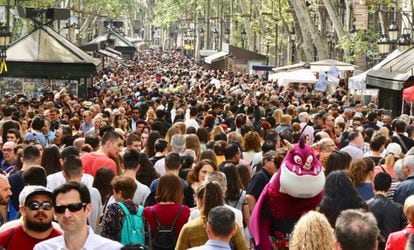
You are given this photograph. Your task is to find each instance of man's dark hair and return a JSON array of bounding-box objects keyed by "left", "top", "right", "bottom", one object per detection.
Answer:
[
  {"left": 208, "top": 206, "right": 235, "bottom": 237},
  {"left": 2, "top": 106, "right": 12, "bottom": 117},
  {"left": 60, "top": 146, "right": 79, "bottom": 161},
  {"left": 31, "top": 116, "right": 45, "bottom": 131},
  {"left": 23, "top": 166, "right": 47, "bottom": 186},
  {"left": 189, "top": 106, "right": 198, "bottom": 117},
  {"left": 101, "top": 130, "right": 123, "bottom": 145},
  {"left": 126, "top": 133, "right": 141, "bottom": 146},
  {"left": 154, "top": 138, "right": 168, "bottom": 153},
  {"left": 223, "top": 143, "right": 239, "bottom": 160},
  {"left": 22, "top": 145, "right": 41, "bottom": 163},
  {"left": 53, "top": 182, "right": 91, "bottom": 205},
  {"left": 370, "top": 134, "right": 387, "bottom": 152},
  {"left": 395, "top": 120, "right": 408, "bottom": 133},
  {"left": 165, "top": 152, "right": 181, "bottom": 170},
  {"left": 348, "top": 131, "right": 361, "bottom": 142},
  {"left": 262, "top": 139, "right": 276, "bottom": 153},
  {"left": 335, "top": 209, "right": 379, "bottom": 250},
  {"left": 123, "top": 150, "right": 140, "bottom": 170},
  {"left": 63, "top": 155, "right": 83, "bottom": 179},
  {"left": 373, "top": 172, "right": 392, "bottom": 192},
  {"left": 85, "top": 134, "right": 100, "bottom": 149}
]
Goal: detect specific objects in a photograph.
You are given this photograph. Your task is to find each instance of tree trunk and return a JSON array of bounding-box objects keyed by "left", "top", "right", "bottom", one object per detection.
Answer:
[
  {"left": 322, "top": 0, "right": 349, "bottom": 58},
  {"left": 292, "top": 9, "right": 312, "bottom": 61},
  {"left": 238, "top": 0, "right": 254, "bottom": 50},
  {"left": 289, "top": 0, "right": 328, "bottom": 60}
]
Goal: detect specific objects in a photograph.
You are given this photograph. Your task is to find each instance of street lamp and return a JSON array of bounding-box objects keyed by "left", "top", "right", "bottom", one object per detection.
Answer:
[
  {"left": 290, "top": 28, "right": 295, "bottom": 63},
  {"left": 199, "top": 28, "right": 204, "bottom": 49},
  {"left": 224, "top": 28, "right": 230, "bottom": 43},
  {"left": 377, "top": 34, "right": 391, "bottom": 55},
  {"left": 0, "top": 25, "right": 11, "bottom": 74},
  {"left": 241, "top": 28, "right": 246, "bottom": 49},
  {"left": 398, "top": 32, "right": 412, "bottom": 51},
  {"left": 388, "top": 22, "right": 399, "bottom": 42},
  {"left": 212, "top": 28, "right": 219, "bottom": 50},
  {"left": 327, "top": 32, "right": 335, "bottom": 58}
]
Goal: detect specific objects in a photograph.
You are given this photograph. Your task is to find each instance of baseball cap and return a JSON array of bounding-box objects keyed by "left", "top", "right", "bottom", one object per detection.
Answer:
[
  {"left": 384, "top": 143, "right": 402, "bottom": 158},
  {"left": 19, "top": 185, "right": 53, "bottom": 206}
]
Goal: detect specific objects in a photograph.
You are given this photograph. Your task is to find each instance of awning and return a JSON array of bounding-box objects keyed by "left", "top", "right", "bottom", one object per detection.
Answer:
[
  {"left": 205, "top": 51, "right": 229, "bottom": 64},
  {"left": 106, "top": 47, "right": 122, "bottom": 57},
  {"left": 366, "top": 73, "right": 407, "bottom": 90},
  {"left": 272, "top": 62, "right": 307, "bottom": 72},
  {"left": 96, "top": 49, "right": 122, "bottom": 60},
  {"left": 268, "top": 69, "right": 318, "bottom": 86},
  {"left": 252, "top": 65, "right": 274, "bottom": 71},
  {"left": 310, "top": 59, "right": 356, "bottom": 71}
]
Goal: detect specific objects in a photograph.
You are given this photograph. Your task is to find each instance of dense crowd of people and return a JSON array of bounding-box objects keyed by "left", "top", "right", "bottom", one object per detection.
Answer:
[{"left": 0, "top": 50, "right": 412, "bottom": 249}]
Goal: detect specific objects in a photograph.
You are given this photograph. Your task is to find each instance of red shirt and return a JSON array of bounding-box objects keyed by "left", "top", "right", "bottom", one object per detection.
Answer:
[
  {"left": 0, "top": 225, "right": 61, "bottom": 250},
  {"left": 386, "top": 224, "right": 414, "bottom": 250},
  {"left": 80, "top": 152, "right": 118, "bottom": 176},
  {"left": 144, "top": 203, "right": 190, "bottom": 237}
]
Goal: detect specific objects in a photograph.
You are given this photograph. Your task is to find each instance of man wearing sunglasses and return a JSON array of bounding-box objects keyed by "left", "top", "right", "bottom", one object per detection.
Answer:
[
  {"left": 34, "top": 182, "right": 122, "bottom": 250},
  {"left": 0, "top": 185, "right": 61, "bottom": 249}
]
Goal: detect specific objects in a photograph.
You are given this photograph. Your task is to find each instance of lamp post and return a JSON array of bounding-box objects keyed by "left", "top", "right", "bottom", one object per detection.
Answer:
[
  {"left": 212, "top": 28, "right": 219, "bottom": 50},
  {"left": 224, "top": 28, "right": 230, "bottom": 43},
  {"left": 0, "top": 25, "right": 11, "bottom": 75},
  {"left": 388, "top": 22, "right": 399, "bottom": 42},
  {"left": 241, "top": 28, "right": 246, "bottom": 49},
  {"left": 290, "top": 28, "right": 295, "bottom": 64},
  {"left": 327, "top": 32, "right": 334, "bottom": 59},
  {"left": 199, "top": 28, "right": 205, "bottom": 49}
]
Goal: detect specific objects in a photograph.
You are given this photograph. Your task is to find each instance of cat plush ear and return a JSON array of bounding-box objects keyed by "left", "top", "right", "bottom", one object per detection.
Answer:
[
  {"left": 283, "top": 139, "right": 294, "bottom": 151},
  {"left": 299, "top": 135, "right": 306, "bottom": 149}
]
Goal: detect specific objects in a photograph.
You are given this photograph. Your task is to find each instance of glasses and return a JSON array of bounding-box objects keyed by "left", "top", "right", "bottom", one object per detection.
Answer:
[
  {"left": 27, "top": 201, "right": 53, "bottom": 211},
  {"left": 55, "top": 202, "right": 87, "bottom": 214}
]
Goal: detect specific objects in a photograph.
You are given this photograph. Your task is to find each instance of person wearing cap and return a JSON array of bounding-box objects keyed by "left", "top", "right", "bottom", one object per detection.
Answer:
[
  {"left": 0, "top": 186, "right": 61, "bottom": 249},
  {"left": 246, "top": 150, "right": 278, "bottom": 212},
  {"left": 34, "top": 182, "right": 122, "bottom": 250}
]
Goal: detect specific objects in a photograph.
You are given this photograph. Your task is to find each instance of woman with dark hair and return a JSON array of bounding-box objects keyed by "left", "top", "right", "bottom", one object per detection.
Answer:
[
  {"left": 144, "top": 174, "right": 191, "bottom": 248},
  {"left": 222, "top": 163, "right": 251, "bottom": 235},
  {"left": 196, "top": 127, "right": 209, "bottom": 151},
  {"left": 41, "top": 144, "right": 62, "bottom": 175},
  {"left": 93, "top": 167, "right": 116, "bottom": 205},
  {"left": 200, "top": 149, "right": 217, "bottom": 166},
  {"left": 201, "top": 115, "right": 215, "bottom": 133},
  {"left": 144, "top": 130, "right": 162, "bottom": 159},
  {"left": 348, "top": 158, "right": 375, "bottom": 200},
  {"left": 136, "top": 152, "right": 159, "bottom": 187},
  {"left": 184, "top": 159, "right": 217, "bottom": 208},
  {"left": 324, "top": 151, "right": 352, "bottom": 176},
  {"left": 319, "top": 170, "right": 368, "bottom": 227},
  {"left": 236, "top": 164, "right": 251, "bottom": 191}
]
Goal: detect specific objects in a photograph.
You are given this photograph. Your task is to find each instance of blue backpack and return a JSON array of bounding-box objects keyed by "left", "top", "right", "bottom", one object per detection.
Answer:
[{"left": 117, "top": 202, "right": 145, "bottom": 246}]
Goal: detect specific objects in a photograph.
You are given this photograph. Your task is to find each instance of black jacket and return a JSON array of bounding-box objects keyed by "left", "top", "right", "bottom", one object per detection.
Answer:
[{"left": 367, "top": 194, "right": 406, "bottom": 240}]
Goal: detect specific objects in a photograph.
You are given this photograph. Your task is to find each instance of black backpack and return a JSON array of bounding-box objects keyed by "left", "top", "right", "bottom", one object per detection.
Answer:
[{"left": 151, "top": 205, "right": 184, "bottom": 250}]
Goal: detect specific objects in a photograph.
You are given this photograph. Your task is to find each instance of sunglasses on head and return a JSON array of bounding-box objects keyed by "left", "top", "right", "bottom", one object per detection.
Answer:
[
  {"left": 55, "top": 202, "right": 87, "bottom": 214},
  {"left": 27, "top": 201, "right": 53, "bottom": 211}
]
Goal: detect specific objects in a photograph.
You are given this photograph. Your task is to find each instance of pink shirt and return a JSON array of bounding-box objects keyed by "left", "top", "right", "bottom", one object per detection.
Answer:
[{"left": 80, "top": 152, "right": 118, "bottom": 176}]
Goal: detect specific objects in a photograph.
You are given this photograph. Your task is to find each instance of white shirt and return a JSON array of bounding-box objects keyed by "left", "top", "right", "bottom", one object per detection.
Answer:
[
  {"left": 154, "top": 158, "right": 166, "bottom": 176},
  {"left": 34, "top": 226, "right": 123, "bottom": 250},
  {"left": 189, "top": 205, "right": 244, "bottom": 234},
  {"left": 107, "top": 180, "right": 150, "bottom": 206},
  {"left": 47, "top": 172, "right": 94, "bottom": 191},
  {"left": 88, "top": 186, "right": 102, "bottom": 232},
  {"left": 185, "top": 118, "right": 200, "bottom": 130}
]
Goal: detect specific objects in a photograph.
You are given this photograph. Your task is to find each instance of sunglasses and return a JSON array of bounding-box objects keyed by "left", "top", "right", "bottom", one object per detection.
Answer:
[
  {"left": 55, "top": 202, "right": 87, "bottom": 214},
  {"left": 27, "top": 201, "right": 53, "bottom": 211}
]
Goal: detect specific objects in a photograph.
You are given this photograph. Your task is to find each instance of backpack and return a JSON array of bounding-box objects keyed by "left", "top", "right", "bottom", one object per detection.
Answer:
[
  {"left": 151, "top": 205, "right": 184, "bottom": 250},
  {"left": 118, "top": 202, "right": 145, "bottom": 246}
]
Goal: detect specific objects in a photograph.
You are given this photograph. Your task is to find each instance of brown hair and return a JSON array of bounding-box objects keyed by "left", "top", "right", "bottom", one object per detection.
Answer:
[
  {"left": 348, "top": 158, "right": 375, "bottom": 186},
  {"left": 155, "top": 173, "right": 183, "bottom": 203},
  {"left": 197, "top": 181, "right": 224, "bottom": 218},
  {"left": 111, "top": 175, "right": 137, "bottom": 200},
  {"left": 186, "top": 159, "right": 218, "bottom": 185},
  {"left": 243, "top": 131, "right": 261, "bottom": 152},
  {"left": 185, "top": 134, "right": 201, "bottom": 161}
]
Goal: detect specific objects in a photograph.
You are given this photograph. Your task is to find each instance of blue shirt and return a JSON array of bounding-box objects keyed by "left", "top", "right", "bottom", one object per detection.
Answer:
[
  {"left": 189, "top": 240, "right": 232, "bottom": 250},
  {"left": 149, "top": 177, "right": 188, "bottom": 193},
  {"left": 356, "top": 183, "right": 375, "bottom": 201}
]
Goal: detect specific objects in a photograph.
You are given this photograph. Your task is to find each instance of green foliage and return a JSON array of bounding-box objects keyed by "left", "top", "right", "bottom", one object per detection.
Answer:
[{"left": 338, "top": 29, "right": 379, "bottom": 63}]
